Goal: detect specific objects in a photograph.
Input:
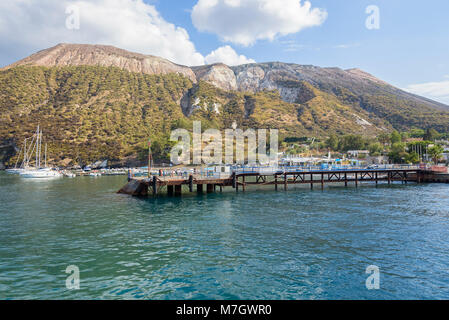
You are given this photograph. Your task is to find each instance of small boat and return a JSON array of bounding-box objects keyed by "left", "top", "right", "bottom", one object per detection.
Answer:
[
  {"left": 89, "top": 172, "right": 101, "bottom": 177},
  {"left": 20, "top": 167, "right": 62, "bottom": 178},
  {"left": 63, "top": 172, "right": 76, "bottom": 178}
]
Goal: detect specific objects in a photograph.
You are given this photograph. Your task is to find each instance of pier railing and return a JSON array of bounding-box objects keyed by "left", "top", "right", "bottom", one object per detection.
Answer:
[
  {"left": 231, "top": 164, "right": 420, "bottom": 175},
  {"left": 144, "top": 164, "right": 422, "bottom": 180}
]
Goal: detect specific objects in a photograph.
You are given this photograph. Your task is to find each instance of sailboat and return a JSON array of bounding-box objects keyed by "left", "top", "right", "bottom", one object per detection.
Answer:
[
  {"left": 6, "top": 134, "right": 35, "bottom": 174},
  {"left": 19, "top": 125, "right": 62, "bottom": 179},
  {"left": 5, "top": 141, "right": 24, "bottom": 174}
]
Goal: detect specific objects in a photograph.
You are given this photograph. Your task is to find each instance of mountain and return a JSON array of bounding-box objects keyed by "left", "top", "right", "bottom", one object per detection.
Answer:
[{"left": 1, "top": 43, "right": 448, "bottom": 167}]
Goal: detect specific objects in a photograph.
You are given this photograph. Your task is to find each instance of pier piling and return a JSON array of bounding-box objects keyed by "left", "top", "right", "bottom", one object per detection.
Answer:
[
  {"left": 321, "top": 173, "right": 324, "bottom": 190},
  {"left": 152, "top": 176, "right": 157, "bottom": 195},
  {"left": 189, "top": 175, "right": 194, "bottom": 192},
  {"left": 207, "top": 184, "right": 214, "bottom": 193}
]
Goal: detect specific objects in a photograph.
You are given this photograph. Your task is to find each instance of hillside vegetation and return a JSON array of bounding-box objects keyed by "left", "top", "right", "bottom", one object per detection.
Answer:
[{"left": 1, "top": 65, "right": 449, "bottom": 167}]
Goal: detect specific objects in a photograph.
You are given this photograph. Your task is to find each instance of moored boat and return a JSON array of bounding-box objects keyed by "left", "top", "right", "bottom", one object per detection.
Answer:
[
  {"left": 89, "top": 172, "right": 101, "bottom": 177},
  {"left": 18, "top": 125, "right": 62, "bottom": 179},
  {"left": 20, "top": 167, "right": 62, "bottom": 178},
  {"left": 6, "top": 168, "right": 26, "bottom": 174},
  {"left": 63, "top": 171, "right": 76, "bottom": 178}
]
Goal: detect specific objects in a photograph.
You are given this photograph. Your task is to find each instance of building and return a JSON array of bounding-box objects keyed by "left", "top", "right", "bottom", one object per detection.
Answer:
[
  {"left": 405, "top": 138, "right": 424, "bottom": 143},
  {"left": 443, "top": 146, "right": 449, "bottom": 162},
  {"left": 366, "top": 156, "right": 389, "bottom": 165},
  {"left": 347, "top": 150, "right": 370, "bottom": 158}
]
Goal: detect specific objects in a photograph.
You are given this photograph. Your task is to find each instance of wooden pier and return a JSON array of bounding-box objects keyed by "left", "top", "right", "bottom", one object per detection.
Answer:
[{"left": 118, "top": 167, "right": 449, "bottom": 197}]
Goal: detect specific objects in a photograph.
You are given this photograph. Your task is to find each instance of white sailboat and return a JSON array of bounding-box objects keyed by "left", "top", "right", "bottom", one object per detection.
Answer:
[
  {"left": 6, "top": 134, "right": 36, "bottom": 174},
  {"left": 19, "top": 126, "right": 62, "bottom": 179},
  {"left": 5, "top": 142, "right": 23, "bottom": 174},
  {"left": 20, "top": 167, "right": 62, "bottom": 178}
]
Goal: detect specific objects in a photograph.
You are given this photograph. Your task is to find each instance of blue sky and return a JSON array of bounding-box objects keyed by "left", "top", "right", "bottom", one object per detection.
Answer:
[
  {"left": 152, "top": 0, "right": 449, "bottom": 96},
  {"left": 1, "top": 0, "right": 448, "bottom": 103}
]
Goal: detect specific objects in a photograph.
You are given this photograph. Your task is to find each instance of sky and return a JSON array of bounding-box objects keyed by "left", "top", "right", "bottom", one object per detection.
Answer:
[{"left": 0, "top": 0, "right": 448, "bottom": 104}]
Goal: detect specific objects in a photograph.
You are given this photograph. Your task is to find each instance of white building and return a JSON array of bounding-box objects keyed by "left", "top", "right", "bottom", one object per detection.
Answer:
[{"left": 347, "top": 150, "right": 370, "bottom": 158}]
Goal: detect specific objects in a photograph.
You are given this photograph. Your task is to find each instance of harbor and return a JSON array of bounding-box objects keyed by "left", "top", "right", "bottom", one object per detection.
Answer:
[{"left": 2, "top": 170, "right": 449, "bottom": 300}]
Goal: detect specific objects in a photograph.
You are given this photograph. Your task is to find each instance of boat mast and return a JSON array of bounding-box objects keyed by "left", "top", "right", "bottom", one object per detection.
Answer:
[
  {"left": 23, "top": 138, "right": 27, "bottom": 168},
  {"left": 24, "top": 134, "right": 35, "bottom": 168},
  {"left": 36, "top": 125, "right": 39, "bottom": 168},
  {"left": 26, "top": 134, "right": 36, "bottom": 168},
  {"left": 14, "top": 143, "right": 23, "bottom": 169},
  {"left": 39, "top": 129, "right": 42, "bottom": 168},
  {"left": 45, "top": 143, "right": 47, "bottom": 168}
]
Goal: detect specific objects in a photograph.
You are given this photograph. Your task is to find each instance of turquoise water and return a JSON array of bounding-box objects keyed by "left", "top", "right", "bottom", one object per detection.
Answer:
[{"left": 1, "top": 172, "right": 449, "bottom": 300}]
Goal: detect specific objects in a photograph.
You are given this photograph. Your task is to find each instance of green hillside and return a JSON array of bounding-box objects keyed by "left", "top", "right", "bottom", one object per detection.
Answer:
[
  {"left": 1, "top": 65, "right": 449, "bottom": 167},
  {"left": 0, "top": 66, "right": 191, "bottom": 166}
]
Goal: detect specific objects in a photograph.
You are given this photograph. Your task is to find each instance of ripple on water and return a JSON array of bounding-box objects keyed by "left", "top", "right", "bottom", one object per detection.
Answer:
[{"left": 1, "top": 173, "right": 449, "bottom": 299}]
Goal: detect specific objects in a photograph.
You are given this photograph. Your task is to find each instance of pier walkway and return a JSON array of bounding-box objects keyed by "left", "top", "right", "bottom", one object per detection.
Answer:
[{"left": 118, "top": 166, "right": 449, "bottom": 196}]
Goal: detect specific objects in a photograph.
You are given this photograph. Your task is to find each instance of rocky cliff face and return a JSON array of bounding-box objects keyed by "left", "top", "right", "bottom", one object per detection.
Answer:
[
  {"left": 231, "top": 63, "right": 448, "bottom": 111},
  {"left": 3, "top": 43, "right": 197, "bottom": 82},
  {"left": 192, "top": 64, "right": 238, "bottom": 91},
  {"left": 5, "top": 43, "right": 447, "bottom": 112}
]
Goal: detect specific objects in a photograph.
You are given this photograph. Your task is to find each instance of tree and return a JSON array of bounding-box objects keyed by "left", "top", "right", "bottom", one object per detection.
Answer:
[
  {"left": 401, "top": 132, "right": 410, "bottom": 141},
  {"left": 409, "top": 128, "right": 425, "bottom": 138},
  {"left": 405, "top": 152, "right": 419, "bottom": 164},
  {"left": 424, "top": 128, "right": 439, "bottom": 142},
  {"left": 326, "top": 134, "right": 339, "bottom": 151},
  {"left": 390, "top": 130, "right": 402, "bottom": 144},
  {"left": 388, "top": 142, "right": 407, "bottom": 163},
  {"left": 368, "top": 142, "right": 382, "bottom": 156},
  {"left": 428, "top": 145, "right": 444, "bottom": 164},
  {"left": 338, "top": 134, "right": 367, "bottom": 151},
  {"left": 377, "top": 133, "right": 391, "bottom": 146}
]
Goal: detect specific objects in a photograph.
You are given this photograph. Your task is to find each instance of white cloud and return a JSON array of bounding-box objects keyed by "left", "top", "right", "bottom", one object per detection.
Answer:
[
  {"left": 333, "top": 43, "right": 360, "bottom": 49},
  {"left": 404, "top": 80, "right": 449, "bottom": 105},
  {"left": 0, "top": 0, "right": 205, "bottom": 66},
  {"left": 205, "top": 45, "right": 255, "bottom": 65},
  {"left": 0, "top": 0, "right": 255, "bottom": 68},
  {"left": 191, "top": 0, "right": 327, "bottom": 46}
]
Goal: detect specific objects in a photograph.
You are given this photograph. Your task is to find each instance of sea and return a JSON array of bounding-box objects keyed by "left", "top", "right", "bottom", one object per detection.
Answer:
[{"left": 1, "top": 172, "right": 449, "bottom": 299}]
